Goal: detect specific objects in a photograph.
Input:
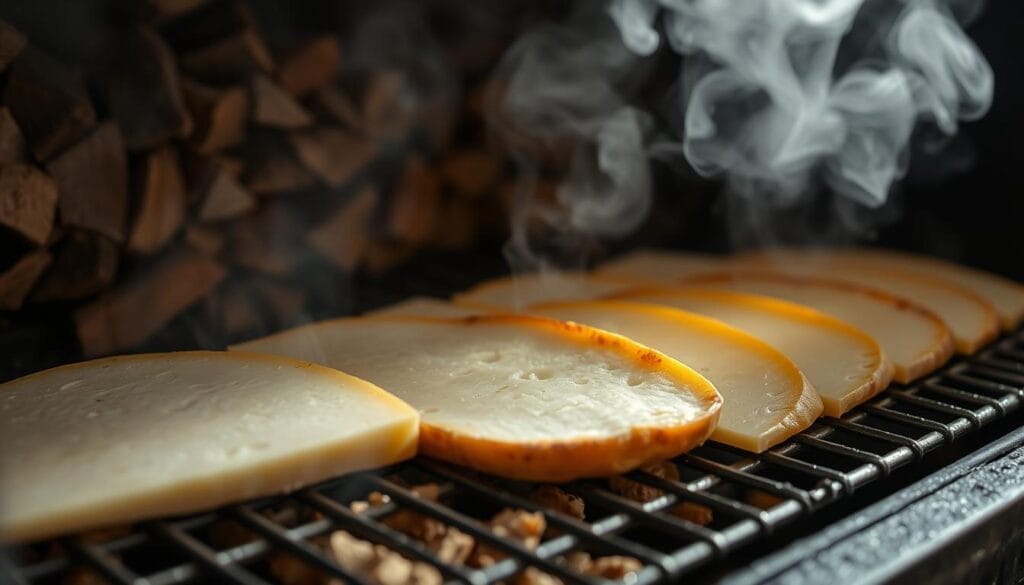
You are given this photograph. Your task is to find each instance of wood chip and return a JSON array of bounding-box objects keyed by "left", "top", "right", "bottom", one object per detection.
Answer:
[
  {"left": 32, "top": 230, "right": 119, "bottom": 302},
  {"left": 181, "top": 79, "right": 248, "bottom": 154},
  {"left": 278, "top": 37, "right": 340, "bottom": 97},
  {"left": 529, "top": 486, "right": 585, "bottom": 521},
  {"left": 0, "top": 250, "right": 51, "bottom": 310},
  {"left": 289, "top": 128, "right": 376, "bottom": 187},
  {"left": 0, "top": 163, "right": 58, "bottom": 245},
  {"left": 307, "top": 185, "right": 378, "bottom": 272},
  {"left": 0, "top": 107, "right": 28, "bottom": 164},
  {"left": 128, "top": 146, "right": 187, "bottom": 254},
  {"left": 197, "top": 162, "right": 256, "bottom": 221},
  {"left": 251, "top": 74, "right": 313, "bottom": 129},
  {"left": 103, "top": 26, "right": 192, "bottom": 150},
  {"left": 388, "top": 155, "right": 440, "bottom": 244},
  {"left": 329, "top": 530, "right": 442, "bottom": 585},
  {"left": 0, "top": 18, "right": 26, "bottom": 73},
  {"left": 184, "top": 224, "right": 224, "bottom": 256},
  {"left": 441, "top": 150, "right": 503, "bottom": 198},
  {"left": 3, "top": 47, "right": 97, "bottom": 161},
  {"left": 46, "top": 121, "right": 128, "bottom": 243},
  {"left": 74, "top": 249, "right": 225, "bottom": 356}
]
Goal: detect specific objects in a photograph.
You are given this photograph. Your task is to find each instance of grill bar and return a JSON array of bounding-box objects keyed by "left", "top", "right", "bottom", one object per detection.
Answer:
[{"left": 5, "top": 331, "right": 1024, "bottom": 585}]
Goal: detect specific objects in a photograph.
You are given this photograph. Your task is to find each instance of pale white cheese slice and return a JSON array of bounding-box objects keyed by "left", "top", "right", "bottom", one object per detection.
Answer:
[
  {"left": 615, "top": 287, "right": 894, "bottom": 417},
  {"left": 684, "top": 271, "right": 956, "bottom": 384},
  {"left": 233, "top": 315, "right": 722, "bottom": 481},
  {"left": 0, "top": 351, "right": 419, "bottom": 543},
  {"left": 530, "top": 300, "right": 823, "bottom": 453}
]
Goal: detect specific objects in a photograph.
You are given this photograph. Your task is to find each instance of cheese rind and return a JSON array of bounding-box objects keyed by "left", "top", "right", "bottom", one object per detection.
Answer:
[
  {"left": 614, "top": 287, "right": 894, "bottom": 417},
  {"left": 232, "top": 315, "right": 723, "bottom": 481},
  {"left": 0, "top": 351, "right": 420, "bottom": 543},
  {"left": 530, "top": 300, "right": 823, "bottom": 452},
  {"left": 683, "top": 271, "right": 956, "bottom": 383}
]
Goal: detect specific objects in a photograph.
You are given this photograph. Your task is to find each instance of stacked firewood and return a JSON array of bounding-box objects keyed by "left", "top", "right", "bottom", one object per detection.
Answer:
[{"left": 0, "top": 0, "right": 533, "bottom": 358}]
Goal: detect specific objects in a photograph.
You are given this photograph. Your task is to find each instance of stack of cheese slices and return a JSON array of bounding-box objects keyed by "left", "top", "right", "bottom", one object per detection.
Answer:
[{"left": 3, "top": 248, "right": 1022, "bottom": 544}]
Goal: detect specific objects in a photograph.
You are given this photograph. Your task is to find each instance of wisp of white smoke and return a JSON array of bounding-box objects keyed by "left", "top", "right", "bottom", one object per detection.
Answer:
[{"left": 610, "top": 0, "right": 993, "bottom": 207}]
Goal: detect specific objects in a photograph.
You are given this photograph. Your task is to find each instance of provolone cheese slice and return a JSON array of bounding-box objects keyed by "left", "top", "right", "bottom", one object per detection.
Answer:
[
  {"left": 233, "top": 315, "right": 722, "bottom": 481},
  {"left": 684, "top": 271, "right": 956, "bottom": 383},
  {"left": 0, "top": 352, "right": 419, "bottom": 543},
  {"left": 736, "top": 253, "right": 1000, "bottom": 354},
  {"left": 803, "top": 248, "right": 1024, "bottom": 331},
  {"left": 454, "top": 272, "right": 636, "bottom": 311},
  {"left": 613, "top": 287, "right": 894, "bottom": 417},
  {"left": 530, "top": 300, "right": 823, "bottom": 452}
]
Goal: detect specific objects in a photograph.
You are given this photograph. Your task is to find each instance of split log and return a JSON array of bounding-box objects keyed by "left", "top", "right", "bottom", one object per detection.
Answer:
[
  {"left": 432, "top": 197, "right": 478, "bottom": 250},
  {"left": 181, "top": 79, "right": 248, "bottom": 154},
  {"left": 310, "top": 86, "right": 361, "bottom": 130},
  {"left": 243, "top": 138, "right": 316, "bottom": 195},
  {"left": 127, "top": 146, "right": 187, "bottom": 254},
  {"left": 32, "top": 230, "right": 119, "bottom": 302},
  {"left": 289, "top": 128, "right": 376, "bottom": 187},
  {"left": 0, "top": 250, "right": 51, "bottom": 310},
  {"left": 103, "top": 26, "right": 193, "bottom": 150},
  {"left": 178, "top": 30, "right": 274, "bottom": 82},
  {"left": 197, "top": 161, "right": 256, "bottom": 221},
  {"left": 184, "top": 224, "right": 224, "bottom": 256},
  {"left": 0, "top": 18, "right": 26, "bottom": 73},
  {"left": 364, "top": 239, "right": 415, "bottom": 276},
  {"left": 46, "top": 121, "right": 129, "bottom": 243},
  {"left": 307, "top": 184, "right": 378, "bottom": 272},
  {"left": 0, "top": 163, "right": 58, "bottom": 246},
  {"left": 211, "top": 281, "right": 262, "bottom": 336},
  {"left": 0, "top": 107, "right": 28, "bottom": 164},
  {"left": 440, "top": 150, "right": 502, "bottom": 198},
  {"left": 74, "top": 248, "right": 225, "bottom": 356},
  {"left": 3, "top": 47, "right": 97, "bottom": 161},
  {"left": 139, "top": 0, "right": 207, "bottom": 23},
  {"left": 162, "top": 0, "right": 273, "bottom": 82},
  {"left": 252, "top": 277, "right": 305, "bottom": 325},
  {"left": 277, "top": 37, "right": 340, "bottom": 97},
  {"left": 251, "top": 74, "right": 312, "bottom": 129},
  {"left": 388, "top": 155, "right": 440, "bottom": 244},
  {"left": 227, "top": 203, "right": 303, "bottom": 276},
  {"left": 360, "top": 70, "right": 416, "bottom": 143}
]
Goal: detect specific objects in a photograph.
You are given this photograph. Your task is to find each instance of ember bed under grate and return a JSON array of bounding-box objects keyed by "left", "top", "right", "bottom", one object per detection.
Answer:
[{"left": 5, "top": 323, "right": 1024, "bottom": 585}]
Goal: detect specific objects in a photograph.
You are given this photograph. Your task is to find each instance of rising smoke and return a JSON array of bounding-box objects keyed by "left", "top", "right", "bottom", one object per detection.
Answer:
[{"left": 492, "top": 0, "right": 993, "bottom": 264}]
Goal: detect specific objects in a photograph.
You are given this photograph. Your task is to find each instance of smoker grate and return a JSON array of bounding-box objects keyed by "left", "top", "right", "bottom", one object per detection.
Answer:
[{"left": 4, "top": 327, "right": 1023, "bottom": 585}]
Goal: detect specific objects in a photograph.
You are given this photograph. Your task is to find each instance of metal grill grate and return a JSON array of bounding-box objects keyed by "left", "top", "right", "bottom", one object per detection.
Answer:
[{"left": 5, "top": 327, "right": 1023, "bottom": 585}]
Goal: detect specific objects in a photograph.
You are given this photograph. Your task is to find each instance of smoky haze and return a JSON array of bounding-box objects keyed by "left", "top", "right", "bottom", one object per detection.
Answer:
[{"left": 491, "top": 0, "right": 993, "bottom": 265}]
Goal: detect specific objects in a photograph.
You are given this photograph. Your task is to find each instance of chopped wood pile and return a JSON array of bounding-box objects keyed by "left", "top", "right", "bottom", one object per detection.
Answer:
[{"left": 0, "top": 0, "right": 539, "bottom": 359}]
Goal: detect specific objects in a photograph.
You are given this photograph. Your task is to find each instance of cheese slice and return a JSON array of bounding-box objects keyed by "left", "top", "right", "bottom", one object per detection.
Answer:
[
  {"left": 529, "top": 300, "right": 823, "bottom": 452},
  {"left": 232, "top": 315, "right": 722, "bottom": 481},
  {"left": 613, "top": 287, "right": 894, "bottom": 417},
  {"left": 453, "top": 272, "right": 637, "bottom": 311},
  {"left": 0, "top": 351, "right": 419, "bottom": 543},
  {"left": 802, "top": 248, "right": 1024, "bottom": 331},
  {"left": 365, "top": 296, "right": 480, "bottom": 318},
  {"left": 683, "top": 271, "right": 956, "bottom": 384},
  {"left": 736, "top": 253, "right": 1000, "bottom": 354},
  {"left": 595, "top": 249, "right": 721, "bottom": 283}
]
